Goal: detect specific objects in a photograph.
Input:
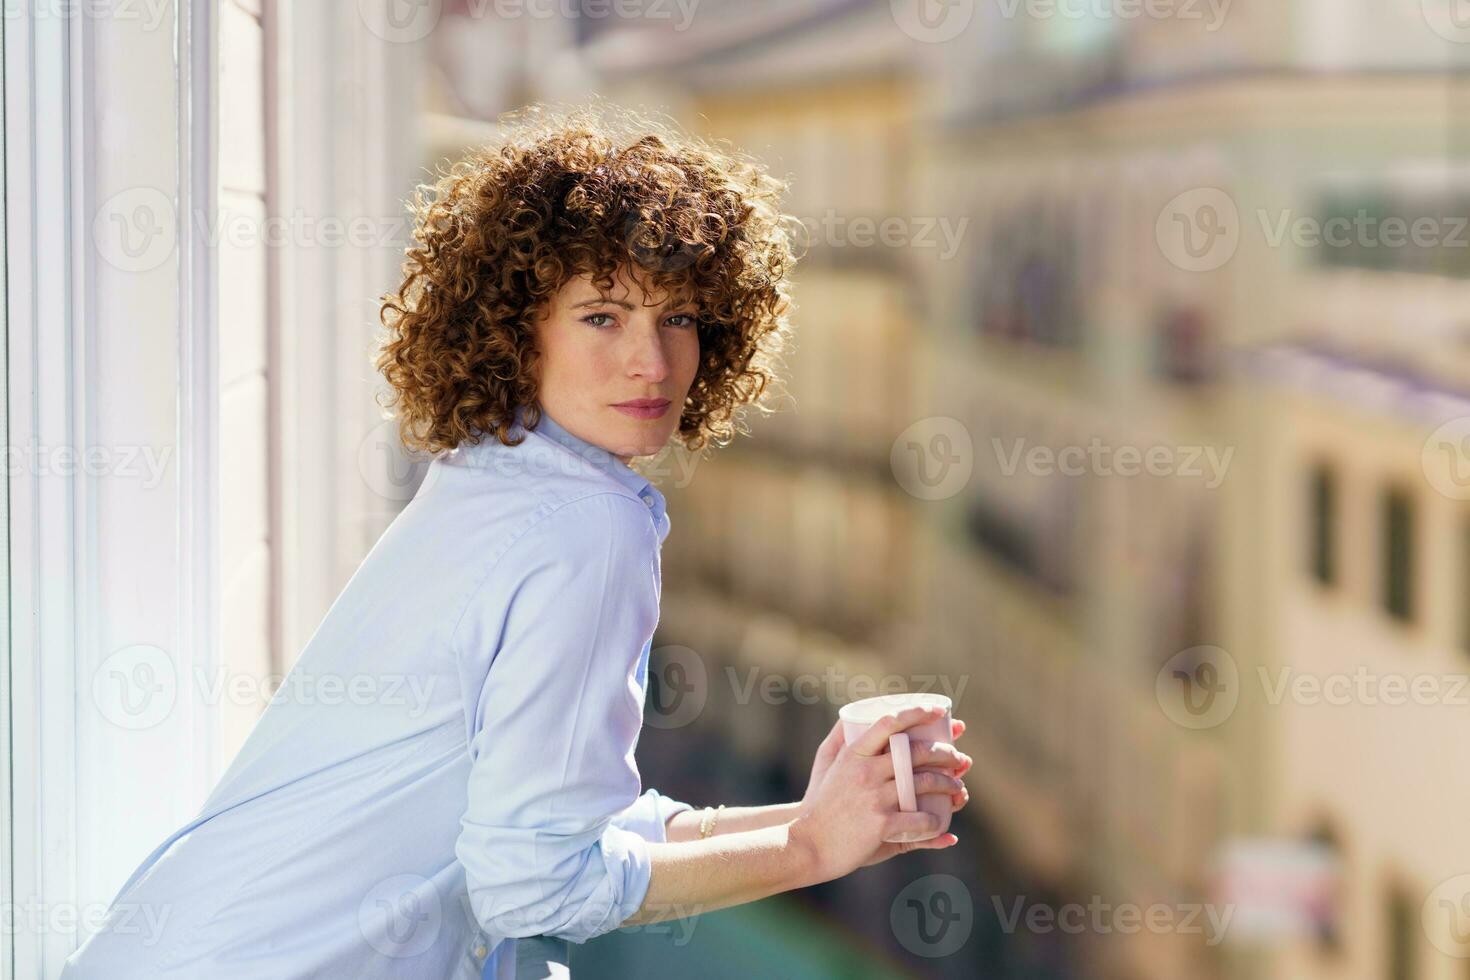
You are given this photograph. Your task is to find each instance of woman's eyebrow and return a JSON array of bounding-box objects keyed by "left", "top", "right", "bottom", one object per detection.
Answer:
[
  {"left": 570, "top": 297, "right": 698, "bottom": 312},
  {"left": 571, "top": 297, "right": 634, "bottom": 310}
]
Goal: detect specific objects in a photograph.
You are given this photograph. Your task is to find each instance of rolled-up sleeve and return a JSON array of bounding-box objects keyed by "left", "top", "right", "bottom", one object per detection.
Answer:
[
  {"left": 453, "top": 493, "right": 665, "bottom": 944},
  {"left": 610, "top": 788, "right": 696, "bottom": 844}
]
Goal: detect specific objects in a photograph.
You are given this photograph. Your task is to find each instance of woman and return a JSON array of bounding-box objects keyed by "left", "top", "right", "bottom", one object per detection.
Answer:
[{"left": 62, "top": 104, "right": 971, "bottom": 979}]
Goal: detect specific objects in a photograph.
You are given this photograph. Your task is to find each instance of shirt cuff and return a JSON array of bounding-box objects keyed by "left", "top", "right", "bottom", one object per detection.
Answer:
[
  {"left": 611, "top": 788, "right": 697, "bottom": 844},
  {"left": 593, "top": 823, "right": 656, "bottom": 940}
]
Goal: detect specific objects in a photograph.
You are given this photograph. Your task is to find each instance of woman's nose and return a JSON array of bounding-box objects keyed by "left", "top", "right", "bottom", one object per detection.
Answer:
[{"left": 625, "top": 327, "right": 671, "bottom": 381}]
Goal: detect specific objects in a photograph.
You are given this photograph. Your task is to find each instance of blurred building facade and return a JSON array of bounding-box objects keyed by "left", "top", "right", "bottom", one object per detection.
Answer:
[
  {"left": 1235, "top": 119, "right": 1470, "bottom": 980},
  {"left": 915, "top": 12, "right": 1242, "bottom": 980},
  {"left": 908, "top": 4, "right": 1470, "bottom": 980}
]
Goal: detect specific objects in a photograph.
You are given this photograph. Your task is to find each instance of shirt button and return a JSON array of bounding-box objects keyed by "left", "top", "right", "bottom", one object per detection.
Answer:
[
  {"left": 643, "top": 495, "right": 655, "bottom": 508},
  {"left": 473, "top": 943, "right": 487, "bottom": 959}
]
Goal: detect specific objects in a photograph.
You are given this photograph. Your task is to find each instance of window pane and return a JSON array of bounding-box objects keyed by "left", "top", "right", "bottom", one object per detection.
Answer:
[
  {"left": 1310, "top": 464, "right": 1336, "bottom": 586},
  {"left": 1464, "top": 520, "right": 1470, "bottom": 654},
  {"left": 1383, "top": 488, "right": 1415, "bottom": 623},
  {"left": 1389, "top": 886, "right": 1417, "bottom": 980}
]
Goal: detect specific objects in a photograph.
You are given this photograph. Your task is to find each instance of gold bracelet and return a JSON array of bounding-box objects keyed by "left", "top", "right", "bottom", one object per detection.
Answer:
[{"left": 698, "top": 804, "right": 725, "bottom": 839}]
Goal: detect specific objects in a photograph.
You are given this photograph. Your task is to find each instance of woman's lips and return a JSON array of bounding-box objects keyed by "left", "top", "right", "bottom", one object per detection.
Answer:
[{"left": 613, "top": 399, "right": 671, "bottom": 420}]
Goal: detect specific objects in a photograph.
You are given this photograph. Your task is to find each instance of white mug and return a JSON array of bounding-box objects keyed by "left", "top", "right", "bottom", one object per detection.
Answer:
[{"left": 838, "top": 692, "right": 955, "bottom": 843}]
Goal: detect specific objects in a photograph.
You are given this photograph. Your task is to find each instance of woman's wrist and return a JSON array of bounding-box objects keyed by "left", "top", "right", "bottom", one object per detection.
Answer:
[
  {"left": 632, "top": 820, "right": 826, "bottom": 925},
  {"left": 664, "top": 801, "right": 803, "bottom": 842},
  {"left": 696, "top": 803, "right": 725, "bottom": 839},
  {"left": 783, "top": 813, "right": 833, "bottom": 887}
]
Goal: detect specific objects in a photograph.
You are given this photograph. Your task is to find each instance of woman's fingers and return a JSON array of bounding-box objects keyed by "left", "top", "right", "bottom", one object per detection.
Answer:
[
  {"left": 879, "top": 770, "right": 962, "bottom": 807},
  {"left": 817, "top": 720, "right": 845, "bottom": 759},
  {"left": 913, "top": 770, "right": 964, "bottom": 796},
  {"left": 848, "top": 706, "right": 943, "bottom": 757},
  {"left": 886, "top": 810, "right": 945, "bottom": 841},
  {"left": 911, "top": 741, "right": 969, "bottom": 770},
  {"left": 900, "top": 832, "right": 959, "bottom": 853}
]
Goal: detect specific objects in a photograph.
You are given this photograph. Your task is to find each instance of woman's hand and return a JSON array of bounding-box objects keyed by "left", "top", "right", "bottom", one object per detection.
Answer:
[
  {"left": 789, "top": 706, "right": 969, "bottom": 884},
  {"left": 797, "top": 719, "right": 847, "bottom": 819},
  {"left": 799, "top": 716, "right": 971, "bottom": 819}
]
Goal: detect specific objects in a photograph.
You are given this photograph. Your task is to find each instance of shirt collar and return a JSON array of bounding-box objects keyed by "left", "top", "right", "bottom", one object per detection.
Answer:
[{"left": 513, "top": 405, "right": 670, "bottom": 543}]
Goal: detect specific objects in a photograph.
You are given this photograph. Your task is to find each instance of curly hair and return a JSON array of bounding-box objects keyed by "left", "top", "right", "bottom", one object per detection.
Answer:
[{"left": 373, "top": 101, "right": 799, "bottom": 459}]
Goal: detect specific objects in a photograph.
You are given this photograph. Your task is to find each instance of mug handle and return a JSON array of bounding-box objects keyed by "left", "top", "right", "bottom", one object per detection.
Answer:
[{"left": 888, "top": 732, "right": 918, "bottom": 812}]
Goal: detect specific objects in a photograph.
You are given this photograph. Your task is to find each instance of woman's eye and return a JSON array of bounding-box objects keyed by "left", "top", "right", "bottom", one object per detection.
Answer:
[{"left": 582, "top": 312, "right": 695, "bottom": 328}]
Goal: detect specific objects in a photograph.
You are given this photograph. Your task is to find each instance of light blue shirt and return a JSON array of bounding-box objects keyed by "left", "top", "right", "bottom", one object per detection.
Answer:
[{"left": 61, "top": 406, "right": 695, "bottom": 979}]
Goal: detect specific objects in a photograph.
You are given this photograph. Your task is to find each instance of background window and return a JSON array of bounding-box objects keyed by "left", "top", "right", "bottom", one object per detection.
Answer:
[
  {"left": 1310, "top": 463, "right": 1337, "bottom": 586},
  {"left": 1383, "top": 487, "right": 1416, "bottom": 623},
  {"left": 1388, "top": 885, "right": 1418, "bottom": 980},
  {"left": 1463, "top": 519, "right": 1470, "bottom": 654}
]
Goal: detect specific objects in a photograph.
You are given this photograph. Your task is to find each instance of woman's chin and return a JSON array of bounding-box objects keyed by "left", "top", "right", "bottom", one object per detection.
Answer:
[{"left": 604, "top": 421, "right": 673, "bottom": 457}]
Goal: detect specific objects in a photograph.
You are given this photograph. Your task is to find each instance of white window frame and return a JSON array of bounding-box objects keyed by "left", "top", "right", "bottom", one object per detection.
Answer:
[
  {"left": 5, "top": 2, "right": 219, "bottom": 976},
  {"left": 4, "top": 1, "right": 424, "bottom": 972}
]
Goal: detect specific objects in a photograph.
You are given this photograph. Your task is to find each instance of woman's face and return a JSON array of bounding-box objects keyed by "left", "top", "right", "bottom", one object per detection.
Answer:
[{"left": 533, "top": 265, "right": 701, "bottom": 464}]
